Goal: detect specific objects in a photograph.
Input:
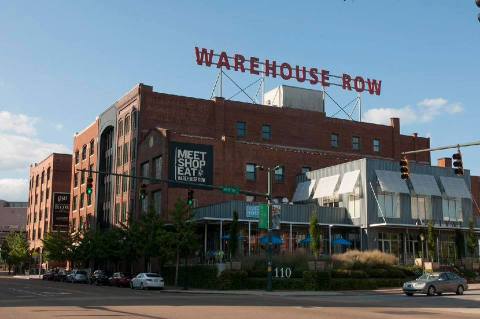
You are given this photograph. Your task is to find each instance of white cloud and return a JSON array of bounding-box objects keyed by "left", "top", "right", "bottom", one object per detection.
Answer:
[
  {"left": 363, "top": 97, "right": 464, "bottom": 126},
  {"left": 0, "top": 133, "right": 70, "bottom": 173},
  {"left": 0, "top": 111, "right": 38, "bottom": 136},
  {"left": 0, "top": 178, "right": 29, "bottom": 201}
]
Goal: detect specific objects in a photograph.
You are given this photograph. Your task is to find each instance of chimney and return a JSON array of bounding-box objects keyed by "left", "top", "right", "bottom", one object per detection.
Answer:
[{"left": 438, "top": 157, "right": 452, "bottom": 168}]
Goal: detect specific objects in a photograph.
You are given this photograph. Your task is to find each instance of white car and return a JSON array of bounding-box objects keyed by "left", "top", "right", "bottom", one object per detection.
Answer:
[{"left": 130, "top": 273, "right": 165, "bottom": 290}]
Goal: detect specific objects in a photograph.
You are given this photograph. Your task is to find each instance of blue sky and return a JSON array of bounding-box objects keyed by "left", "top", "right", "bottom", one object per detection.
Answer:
[{"left": 0, "top": 0, "right": 479, "bottom": 200}]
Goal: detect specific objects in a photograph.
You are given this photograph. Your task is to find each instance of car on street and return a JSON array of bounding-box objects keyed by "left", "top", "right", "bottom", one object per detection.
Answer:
[
  {"left": 109, "top": 272, "right": 132, "bottom": 287},
  {"left": 53, "top": 269, "right": 69, "bottom": 282},
  {"left": 66, "top": 270, "right": 89, "bottom": 283},
  {"left": 403, "top": 272, "right": 468, "bottom": 296},
  {"left": 130, "top": 273, "right": 164, "bottom": 290},
  {"left": 42, "top": 270, "right": 55, "bottom": 281},
  {"left": 90, "top": 270, "right": 111, "bottom": 285}
]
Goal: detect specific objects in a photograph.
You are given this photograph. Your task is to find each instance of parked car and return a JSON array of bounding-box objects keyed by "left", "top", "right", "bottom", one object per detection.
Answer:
[
  {"left": 66, "top": 270, "right": 89, "bottom": 283},
  {"left": 130, "top": 273, "right": 164, "bottom": 290},
  {"left": 403, "top": 272, "right": 468, "bottom": 296},
  {"left": 90, "top": 270, "right": 111, "bottom": 285},
  {"left": 53, "top": 269, "right": 69, "bottom": 282},
  {"left": 109, "top": 272, "right": 132, "bottom": 287},
  {"left": 42, "top": 270, "right": 55, "bottom": 281}
]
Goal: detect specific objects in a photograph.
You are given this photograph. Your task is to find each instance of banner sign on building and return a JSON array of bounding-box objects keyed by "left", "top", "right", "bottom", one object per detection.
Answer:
[
  {"left": 52, "top": 192, "right": 70, "bottom": 231},
  {"left": 168, "top": 142, "right": 214, "bottom": 189},
  {"left": 195, "top": 47, "right": 382, "bottom": 96}
]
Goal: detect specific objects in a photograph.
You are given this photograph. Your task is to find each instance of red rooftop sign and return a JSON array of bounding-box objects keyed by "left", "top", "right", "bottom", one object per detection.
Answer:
[{"left": 195, "top": 47, "right": 382, "bottom": 96}]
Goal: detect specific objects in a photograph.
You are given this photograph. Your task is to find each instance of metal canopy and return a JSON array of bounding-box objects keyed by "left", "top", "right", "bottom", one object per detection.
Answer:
[
  {"left": 313, "top": 175, "right": 340, "bottom": 198},
  {"left": 337, "top": 170, "right": 360, "bottom": 195},
  {"left": 292, "top": 179, "right": 316, "bottom": 202},
  {"left": 375, "top": 170, "right": 410, "bottom": 194},
  {"left": 409, "top": 173, "right": 441, "bottom": 197},
  {"left": 439, "top": 176, "right": 471, "bottom": 199}
]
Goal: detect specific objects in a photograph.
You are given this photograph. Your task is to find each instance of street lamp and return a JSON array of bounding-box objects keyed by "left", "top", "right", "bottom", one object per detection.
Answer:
[{"left": 256, "top": 164, "right": 280, "bottom": 292}]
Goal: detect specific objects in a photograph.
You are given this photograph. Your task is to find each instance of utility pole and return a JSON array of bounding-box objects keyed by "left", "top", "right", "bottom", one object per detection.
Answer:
[{"left": 266, "top": 167, "right": 273, "bottom": 292}]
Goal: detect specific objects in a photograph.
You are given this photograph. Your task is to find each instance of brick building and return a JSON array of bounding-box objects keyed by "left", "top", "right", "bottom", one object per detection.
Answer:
[
  {"left": 26, "top": 153, "right": 72, "bottom": 257},
  {"left": 0, "top": 200, "right": 27, "bottom": 244},
  {"left": 72, "top": 83, "right": 434, "bottom": 227}
]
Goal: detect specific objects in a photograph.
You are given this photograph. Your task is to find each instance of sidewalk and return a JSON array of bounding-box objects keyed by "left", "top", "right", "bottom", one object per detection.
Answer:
[{"left": 161, "top": 283, "right": 480, "bottom": 297}]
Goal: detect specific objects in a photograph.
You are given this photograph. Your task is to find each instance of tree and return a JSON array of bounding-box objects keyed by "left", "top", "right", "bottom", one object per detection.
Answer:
[
  {"left": 427, "top": 221, "right": 436, "bottom": 261},
  {"left": 228, "top": 211, "right": 239, "bottom": 269},
  {"left": 466, "top": 219, "right": 478, "bottom": 257},
  {"left": 43, "top": 231, "right": 70, "bottom": 263},
  {"left": 3, "top": 232, "right": 29, "bottom": 274},
  {"left": 170, "top": 198, "right": 199, "bottom": 287},
  {"left": 309, "top": 214, "right": 321, "bottom": 270}
]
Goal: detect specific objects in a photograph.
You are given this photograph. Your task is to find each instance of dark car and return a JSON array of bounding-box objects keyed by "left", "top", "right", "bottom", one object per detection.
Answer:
[
  {"left": 90, "top": 270, "right": 111, "bottom": 285},
  {"left": 109, "top": 272, "right": 132, "bottom": 287},
  {"left": 403, "top": 272, "right": 468, "bottom": 296},
  {"left": 54, "top": 269, "right": 69, "bottom": 282},
  {"left": 42, "top": 270, "right": 55, "bottom": 281}
]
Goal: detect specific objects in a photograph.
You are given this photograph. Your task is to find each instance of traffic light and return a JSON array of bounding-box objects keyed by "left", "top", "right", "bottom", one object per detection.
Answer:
[
  {"left": 400, "top": 157, "right": 409, "bottom": 180},
  {"left": 187, "top": 189, "right": 194, "bottom": 206},
  {"left": 139, "top": 183, "right": 147, "bottom": 199},
  {"left": 86, "top": 176, "right": 93, "bottom": 195},
  {"left": 452, "top": 151, "right": 464, "bottom": 176}
]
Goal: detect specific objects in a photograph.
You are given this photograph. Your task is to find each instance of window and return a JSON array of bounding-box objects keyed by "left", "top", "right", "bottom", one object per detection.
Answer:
[
  {"left": 81, "top": 145, "right": 87, "bottom": 160},
  {"left": 373, "top": 139, "right": 381, "bottom": 153},
  {"left": 79, "top": 216, "right": 84, "bottom": 231},
  {"left": 34, "top": 212, "right": 37, "bottom": 222},
  {"left": 246, "top": 195, "right": 255, "bottom": 202},
  {"left": 44, "top": 208, "right": 48, "bottom": 220},
  {"left": 80, "top": 193, "right": 85, "bottom": 208},
  {"left": 122, "top": 175, "right": 128, "bottom": 193},
  {"left": 117, "top": 146, "right": 122, "bottom": 166},
  {"left": 46, "top": 188, "right": 49, "bottom": 200},
  {"left": 301, "top": 166, "right": 311, "bottom": 174},
  {"left": 262, "top": 124, "right": 271, "bottom": 140},
  {"left": 246, "top": 163, "right": 256, "bottom": 181},
  {"left": 125, "top": 115, "right": 130, "bottom": 135},
  {"left": 41, "top": 171, "right": 45, "bottom": 184},
  {"left": 141, "top": 161, "right": 150, "bottom": 184},
  {"left": 39, "top": 209, "right": 42, "bottom": 221},
  {"left": 411, "top": 195, "right": 432, "bottom": 221},
  {"left": 89, "top": 140, "right": 95, "bottom": 155},
  {"left": 118, "top": 119, "right": 123, "bottom": 138},
  {"left": 75, "top": 150, "right": 79, "bottom": 164},
  {"left": 131, "top": 138, "right": 136, "bottom": 160},
  {"left": 115, "top": 176, "right": 121, "bottom": 195},
  {"left": 72, "top": 195, "right": 77, "bottom": 210},
  {"left": 131, "top": 110, "right": 137, "bottom": 131},
  {"left": 47, "top": 167, "right": 51, "bottom": 181},
  {"left": 89, "top": 164, "right": 94, "bottom": 174},
  {"left": 141, "top": 195, "right": 148, "bottom": 213},
  {"left": 115, "top": 203, "right": 120, "bottom": 224},
  {"left": 274, "top": 166, "right": 284, "bottom": 183},
  {"left": 153, "top": 156, "right": 162, "bottom": 179},
  {"left": 74, "top": 172, "right": 78, "bottom": 187},
  {"left": 378, "top": 232, "right": 401, "bottom": 255},
  {"left": 153, "top": 191, "right": 161, "bottom": 215},
  {"left": 352, "top": 136, "right": 361, "bottom": 150},
  {"left": 131, "top": 167, "right": 136, "bottom": 190},
  {"left": 81, "top": 170, "right": 85, "bottom": 184},
  {"left": 236, "top": 121, "right": 246, "bottom": 138},
  {"left": 377, "top": 191, "right": 400, "bottom": 218},
  {"left": 348, "top": 194, "right": 361, "bottom": 219},
  {"left": 87, "top": 192, "right": 92, "bottom": 206},
  {"left": 72, "top": 218, "right": 76, "bottom": 232},
  {"left": 122, "top": 201, "right": 127, "bottom": 222},
  {"left": 442, "top": 198, "right": 462, "bottom": 221},
  {"left": 123, "top": 142, "right": 129, "bottom": 164},
  {"left": 331, "top": 133, "right": 339, "bottom": 148},
  {"left": 40, "top": 191, "right": 43, "bottom": 203},
  {"left": 38, "top": 228, "right": 42, "bottom": 240}
]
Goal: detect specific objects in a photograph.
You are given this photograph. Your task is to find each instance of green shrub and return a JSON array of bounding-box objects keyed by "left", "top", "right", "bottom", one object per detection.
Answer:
[
  {"left": 332, "top": 250, "right": 397, "bottom": 269},
  {"left": 217, "top": 270, "right": 248, "bottom": 290},
  {"left": 303, "top": 271, "right": 331, "bottom": 290},
  {"left": 161, "top": 265, "right": 218, "bottom": 288},
  {"left": 331, "top": 269, "right": 368, "bottom": 279},
  {"left": 241, "top": 254, "right": 309, "bottom": 279}
]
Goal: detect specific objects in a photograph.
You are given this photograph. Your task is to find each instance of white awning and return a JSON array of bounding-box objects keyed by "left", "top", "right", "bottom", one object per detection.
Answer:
[
  {"left": 375, "top": 170, "right": 410, "bottom": 194},
  {"left": 409, "top": 173, "right": 441, "bottom": 197},
  {"left": 337, "top": 170, "right": 360, "bottom": 195},
  {"left": 313, "top": 175, "right": 340, "bottom": 199},
  {"left": 439, "top": 176, "right": 471, "bottom": 199},
  {"left": 291, "top": 180, "right": 316, "bottom": 202}
]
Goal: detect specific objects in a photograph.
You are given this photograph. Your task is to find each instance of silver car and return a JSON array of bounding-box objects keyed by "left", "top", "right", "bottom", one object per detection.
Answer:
[
  {"left": 130, "top": 273, "right": 165, "bottom": 290},
  {"left": 66, "top": 270, "right": 89, "bottom": 283},
  {"left": 403, "top": 272, "right": 468, "bottom": 296}
]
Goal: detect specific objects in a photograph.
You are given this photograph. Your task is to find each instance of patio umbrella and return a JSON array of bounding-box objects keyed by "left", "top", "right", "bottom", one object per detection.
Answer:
[
  {"left": 299, "top": 235, "right": 311, "bottom": 246},
  {"left": 332, "top": 238, "right": 352, "bottom": 246},
  {"left": 259, "top": 235, "right": 283, "bottom": 245},
  {"left": 222, "top": 234, "right": 244, "bottom": 240}
]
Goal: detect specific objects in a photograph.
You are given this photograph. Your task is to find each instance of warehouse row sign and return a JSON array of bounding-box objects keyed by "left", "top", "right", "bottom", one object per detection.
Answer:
[
  {"left": 195, "top": 47, "right": 382, "bottom": 96},
  {"left": 52, "top": 192, "right": 70, "bottom": 231},
  {"left": 168, "top": 142, "right": 214, "bottom": 189}
]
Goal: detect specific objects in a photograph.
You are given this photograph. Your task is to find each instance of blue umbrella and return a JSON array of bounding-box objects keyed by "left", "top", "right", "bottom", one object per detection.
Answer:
[
  {"left": 259, "top": 235, "right": 283, "bottom": 245},
  {"left": 299, "top": 235, "right": 311, "bottom": 246},
  {"left": 332, "top": 238, "right": 352, "bottom": 246},
  {"left": 222, "top": 234, "right": 244, "bottom": 240}
]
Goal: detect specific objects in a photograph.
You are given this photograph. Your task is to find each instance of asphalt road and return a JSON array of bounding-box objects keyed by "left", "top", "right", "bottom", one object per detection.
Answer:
[{"left": 0, "top": 277, "right": 479, "bottom": 319}]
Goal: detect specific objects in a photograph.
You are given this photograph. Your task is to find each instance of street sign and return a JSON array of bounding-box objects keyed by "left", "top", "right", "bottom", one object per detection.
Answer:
[
  {"left": 259, "top": 204, "right": 269, "bottom": 229},
  {"left": 246, "top": 205, "right": 260, "bottom": 219},
  {"left": 222, "top": 186, "right": 240, "bottom": 195}
]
